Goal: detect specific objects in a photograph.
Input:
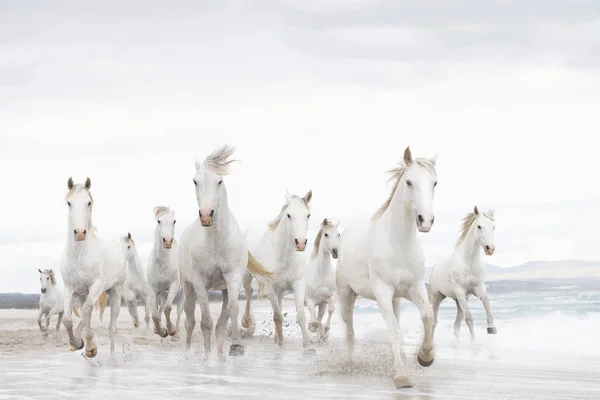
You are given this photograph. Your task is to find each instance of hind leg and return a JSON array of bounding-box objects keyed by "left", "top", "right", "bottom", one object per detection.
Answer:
[
  {"left": 338, "top": 283, "right": 357, "bottom": 360},
  {"left": 307, "top": 298, "right": 319, "bottom": 333},
  {"left": 107, "top": 284, "right": 124, "bottom": 356},
  {"left": 322, "top": 295, "right": 335, "bottom": 339},
  {"left": 56, "top": 311, "right": 64, "bottom": 331},
  {"left": 455, "top": 290, "right": 475, "bottom": 340},
  {"left": 215, "top": 289, "right": 230, "bottom": 359},
  {"left": 171, "top": 290, "right": 184, "bottom": 341},
  {"left": 429, "top": 288, "right": 446, "bottom": 339},
  {"left": 182, "top": 281, "right": 197, "bottom": 350},
  {"left": 127, "top": 300, "right": 140, "bottom": 328}
]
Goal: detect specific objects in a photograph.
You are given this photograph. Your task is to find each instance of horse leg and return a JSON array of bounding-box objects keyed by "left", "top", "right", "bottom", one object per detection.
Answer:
[
  {"left": 37, "top": 308, "right": 45, "bottom": 332},
  {"left": 63, "top": 287, "right": 84, "bottom": 352},
  {"left": 474, "top": 284, "right": 496, "bottom": 334},
  {"left": 224, "top": 272, "right": 244, "bottom": 356},
  {"left": 164, "top": 281, "right": 179, "bottom": 336},
  {"left": 143, "top": 290, "right": 152, "bottom": 329},
  {"left": 429, "top": 288, "right": 446, "bottom": 339},
  {"left": 291, "top": 279, "right": 311, "bottom": 350},
  {"left": 323, "top": 295, "right": 335, "bottom": 338},
  {"left": 306, "top": 297, "right": 319, "bottom": 333},
  {"left": 182, "top": 281, "right": 197, "bottom": 350},
  {"left": 455, "top": 290, "right": 475, "bottom": 340},
  {"left": 83, "top": 279, "right": 104, "bottom": 358},
  {"left": 195, "top": 283, "right": 213, "bottom": 358},
  {"left": 406, "top": 280, "right": 435, "bottom": 368},
  {"left": 372, "top": 280, "right": 412, "bottom": 389},
  {"left": 241, "top": 272, "right": 256, "bottom": 338},
  {"left": 56, "top": 311, "right": 64, "bottom": 331},
  {"left": 266, "top": 289, "right": 284, "bottom": 347},
  {"left": 107, "top": 283, "right": 124, "bottom": 356},
  {"left": 338, "top": 283, "right": 357, "bottom": 360},
  {"left": 171, "top": 290, "right": 184, "bottom": 341},
  {"left": 453, "top": 299, "right": 464, "bottom": 339},
  {"left": 214, "top": 289, "right": 230, "bottom": 359},
  {"left": 124, "top": 288, "right": 139, "bottom": 328},
  {"left": 45, "top": 307, "right": 56, "bottom": 331},
  {"left": 152, "top": 292, "right": 168, "bottom": 338}
]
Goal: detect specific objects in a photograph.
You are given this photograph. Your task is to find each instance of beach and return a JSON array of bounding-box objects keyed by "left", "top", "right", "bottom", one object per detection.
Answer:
[{"left": 1, "top": 290, "right": 600, "bottom": 400}]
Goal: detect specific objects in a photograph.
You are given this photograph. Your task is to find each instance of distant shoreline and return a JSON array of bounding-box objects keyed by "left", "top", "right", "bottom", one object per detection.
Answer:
[{"left": 3, "top": 277, "right": 599, "bottom": 310}]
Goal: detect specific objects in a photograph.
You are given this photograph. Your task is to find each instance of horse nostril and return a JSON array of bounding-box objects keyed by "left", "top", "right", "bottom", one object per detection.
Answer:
[
  {"left": 485, "top": 245, "right": 490, "bottom": 251},
  {"left": 210, "top": 209, "right": 214, "bottom": 217},
  {"left": 431, "top": 216, "right": 435, "bottom": 224},
  {"left": 163, "top": 238, "right": 166, "bottom": 242},
  {"left": 417, "top": 215, "right": 424, "bottom": 223},
  {"left": 83, "top": 230, "right": 86, "bottom": 234},
  {"left": 73, "top": 229, "right": 77, "bottom": 234},
  {"left": 295, "top": 238, "right": 299, "bottom": 245}
]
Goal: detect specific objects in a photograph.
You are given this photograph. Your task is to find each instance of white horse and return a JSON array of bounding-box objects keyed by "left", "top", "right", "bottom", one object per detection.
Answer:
[
  {"left": 37, "top": 269, "right": 64, "bottom": 333},
  {"left": 305, "top": 218, "right": 340, "bottom": 341},
  {"left": 336, "top": 146, "right": 438, "bottom": 389},
  {"left": 241, "top": 189, "right": 313, "bottom": 351},
  {"left": 60, "top": 177, "right": 126, "bottom": 358},
  {"left": 179, "top": 145, "right": 273, "bottom": 359},
  {"left": 147, "top": 206, "right": 183, "bottom": 338},
  {"left": 428, "top": 205, "right": 497, "bottom": 340},
  {"left": 121, "top": 232, "right": 152, "bottom": 329}
]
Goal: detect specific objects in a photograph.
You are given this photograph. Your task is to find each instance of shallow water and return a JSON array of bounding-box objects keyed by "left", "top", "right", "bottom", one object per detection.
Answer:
[{"left": 1, "top": 289, "right": 600, "bottom": 399}]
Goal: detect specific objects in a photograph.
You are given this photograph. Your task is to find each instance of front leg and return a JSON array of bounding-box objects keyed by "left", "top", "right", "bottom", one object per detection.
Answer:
[
  {"left": 406, "top": 281, "right": 435, "bottom": 368},
  {"left": 291, "top": 278, "right": 312, "bottom": 351},
  {"left": 224, "top": 271, "right": 244, "bottom": 356},
  {"left": 152, "top": 291, "right": 168, "bottom": 338},
  {"left": 37, "top": 308, "right": 45, "bottom": 332},
  {"left": 306, "top": 297, "right": 319, "bottom": 333},
  {"left": 82, "top": 279, "right": 105, "bottom": 358},
  {"left": 45, "top": 306, "right": 57, "bottom": 331},
  {"left": 322, "top": 294, "right": 336, "bottom": 338},
  {"left": 455, "top": 288, "right": 475, "bottom": 340},
  {"left": 474, "top": 283, "right": 497, "bottom": 334},
  {"left": 164, "top": 281, "right": 180, "bottom": 336},
  {"left": 62, "top": 286, "right": 84, "bottom": 352}
]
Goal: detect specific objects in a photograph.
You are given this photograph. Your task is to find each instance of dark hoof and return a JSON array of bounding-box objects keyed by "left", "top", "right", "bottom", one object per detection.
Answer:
[
  {"left": 417, "top": 353, "right": 434, "bottom": 367},
  {"left": 487, "top": 327, "right": 498, "bottom": 334},
  {"left": 229, "top": 344, "right": 245, "bottom": 356},
  {"left": 158, "top": 328, "right": 168, "bottom": 338}
]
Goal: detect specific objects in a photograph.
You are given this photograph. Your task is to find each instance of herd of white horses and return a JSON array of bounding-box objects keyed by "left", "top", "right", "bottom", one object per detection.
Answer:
[{"left": 36, "top": 144, "right": 497, "bottom": 389}]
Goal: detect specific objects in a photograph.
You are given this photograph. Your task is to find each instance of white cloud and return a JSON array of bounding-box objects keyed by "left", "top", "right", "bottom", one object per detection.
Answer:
[{"left": 1, "top": 0, "right": 599, "bottom": 292}]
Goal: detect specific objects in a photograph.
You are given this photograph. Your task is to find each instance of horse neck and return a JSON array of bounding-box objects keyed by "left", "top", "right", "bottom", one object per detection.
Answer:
[
  {"left": 127, "top": 251, "right": 142, "bottom": 273},
  {"left": 379, "top": 183, "right": 417, "bottom": 246},
  {"left": 315, "top": 245, "right": 332, "bottom": 275},
  {"left": 270, "top": 218, "right": 296, "bottom": 261},
  {"left": 457, "top": 228, "right": 482, "bottom": 267}
]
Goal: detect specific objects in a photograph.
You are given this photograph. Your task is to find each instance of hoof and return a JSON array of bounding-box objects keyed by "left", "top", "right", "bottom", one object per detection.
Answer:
[
  {"left": 417, "top": 352, "right": 434, "bottom": 367},
  {"left": 229, "top": 344, "right": 245, "bottom": 356},
  {"left": 171, "top": 333, "right": 181, "bottom": 342},
  {"left": 168, "top": 328, "right": 178, "bottom": 337},
  {"left": 133, "top": 320, "right": 140, "bottom": 329},
  {"left": 393, "top": 375, "right": 414, "bottom": 389},
  {"left": 308, "top": 322, "right": 320, "bottom": 333},
  {"left": 85, "top": 346, "right": 98, "bottom": 358},
  {"left": 487, "top": 327, "right": 497, "bottom": 334},
  {"left": 156, "top": 327, "right": 168, "bottom": 338},
  {"left": 69, "top": 338, "right": 85, "bottom": 352}
]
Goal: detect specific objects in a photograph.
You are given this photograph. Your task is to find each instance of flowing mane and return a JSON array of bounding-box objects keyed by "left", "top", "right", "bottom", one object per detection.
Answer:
[
  {"left": 455, "top": 209, "right": 495, "bottom": 247},
  {"left": 202, "top": 144, "right": 238, "bottom": 176},
  {"left": 312, "top": 219, "right": 334, "bottom": 259},
  {"left": 267, "top": 196, "right": 311, "bottom": 230},
  {"left": 154, "top": 205, "right": 171, "bottom": 219},
  {"left": 65, "top": 183, "right": 97, "bottom": 233},
  {"left": 371, "top": 157, "right": 437, "bottom": 221}
]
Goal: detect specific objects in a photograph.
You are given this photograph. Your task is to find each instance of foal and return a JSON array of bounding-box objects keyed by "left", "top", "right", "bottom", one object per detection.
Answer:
[{"left": 37, "top": 269, "right": 64, "bottom": 332}]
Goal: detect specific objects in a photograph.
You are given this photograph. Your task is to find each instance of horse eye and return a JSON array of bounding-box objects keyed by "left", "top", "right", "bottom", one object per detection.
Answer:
[
  {"left": 477, "top": 225, "right": 481, "bottom": 229},
  {"left": 158, "top": 220, "right": 161, "bottom": 224},
  {"left": 307, "top": 214, "right": 311, "bottom": 219},
  {"left": 433, "top": 181, "right": 438, "bottom": 187},
  {"left": 174, "top": 220, "right": 177, "bottom": 224},
  {"left": 287, "top": 213, "right": 291, "bottom": 219},
  {"left": 87, "top": 201, "right": 91, "bottom": 206},
  {"left": 338, "top": 233, "right": 341, "bottom": 238},
  {"left": 406, "top": 180, "right": 412, "bottom": 187},
  {"left": 67, "top": 201, "right": 71, "bottom": 206},
  {"left": 47, "top": 277, "right": 49, "bottom": 280},
  {"left": 324, "top": 233, "right": 328, "bottom": 237},
  {"left": 193, "top": 179, "right": 197, "bottom": 186},
  {"left": 218, "top": 180, "right": 223, "bottom": 185},
  {"left": 128, "top": 245, "right": 131, "bottom": 249}
]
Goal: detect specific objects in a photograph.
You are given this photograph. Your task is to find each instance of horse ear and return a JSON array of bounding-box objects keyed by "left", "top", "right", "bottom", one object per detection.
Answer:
[
  {"left": 67, "top": 177, "right": 74, "bottom": 190},
  {"left": 127, "top": 232, "right": 132, "bottom": 239},
  {"left": 38, "top": 269, "right": 42, "bottom": 274},
  {"left": 474, "top": 205, "right": 479, "bottom": 215},
  {"left": 430, "top": 152, "right": 439, "bottom": 165},
  {"left": 303, "top": 189, "right": 313, "bottom": 204},
  {"left": 194, "top": 158, "right": 202, "bottom": 171},
  {"left": 403, "top": 146, "right": 413, "bottom": 165},
  {"left": 285, "top": 190, "right": 293, "bottom": 203},
  {"left": 335, "top": 219, "right": 340, "bottom": 229},
  {"left": 322, "top": 218, "right": 329, "bottom": 226},
  {"left": 84, "top": 177, "right": 91, "bottom": 190},
  {"left": 49, "top": 269, "right": 53, "bottom": 274}
]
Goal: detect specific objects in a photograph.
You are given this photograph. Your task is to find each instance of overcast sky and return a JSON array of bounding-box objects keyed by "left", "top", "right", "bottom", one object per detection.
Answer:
[{"left": 2, "top": 0, "right": 600, "bottom": 293}]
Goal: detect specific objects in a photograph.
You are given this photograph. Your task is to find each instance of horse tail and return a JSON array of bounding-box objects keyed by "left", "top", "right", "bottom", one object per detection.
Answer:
[
  {"left": 247, "top": 251, "right": 273, "bottom": 280},
  {"left": 97, "top": 292, "right": 108, "bottom": 322},
  {"left": 73, "top": 304, "right": 81, "bottom": 318}
]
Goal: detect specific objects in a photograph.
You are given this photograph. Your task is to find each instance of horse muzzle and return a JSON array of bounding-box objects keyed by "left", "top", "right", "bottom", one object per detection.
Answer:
[{"left": 331, "top": 248, "right": 339, "bottom": 259}]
